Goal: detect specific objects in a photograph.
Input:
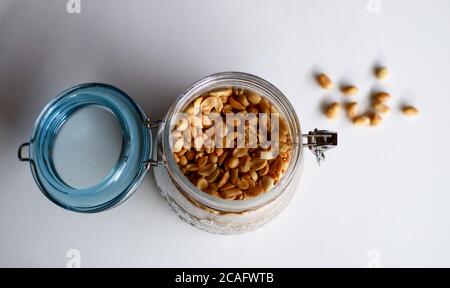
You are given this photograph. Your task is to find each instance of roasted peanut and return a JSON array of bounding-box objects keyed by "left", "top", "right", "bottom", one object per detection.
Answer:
[
  {"left": 179, "top": 155, "right": 188, "bottom": 166},
  {"left": 217, "top": 151, "right": 228, "bottom": 166},
  {"left": 258, "top": 163, "right": 269, "bottom": 176},
  {"left": 209, "top": 87, "right": 232, "bottom": 98},
  {"left": 279, "top": 119, "right": 289, "bottom": 135},
  {"left": 232, "top": 147, "right": 248, "bottom": 158},
  {"left": 186, "top": 150, "right": 196, "bottom": 161},
  {"left": 258, "top": 100, "right": 271, "bottom": 114},
  {"left": 217, "top": 171, "right": 230, "bottom": 188},
  {"left": 261, "top": 176, "right": 275, "bottom": 192},
  {"left": 239, "top": 156, "right": 252, "bottom": 173},
  {"left": 204, "top": 187, "right": 220, "bottom": 198},
  {"left": 198, "top": 163, "right": 217, "bottom": 177},
  {"left": 229, "top": 97, "right": 245, "bottom": 110},
  {"left": 220, "top": 188, "right": 242, "bottom": 200},
  {"left": 245, "top": 186, "right": 264, "bottom": 199},
  {"left": 316, "top": 73, "right": 333, "bottom": 89},
  {"left": 186, "top": 163, "right": 199, "bottom": 172},
  {"left": 373, "top": 103, "right": 390, "bottom": 114},
  {"left": 346, "top": 102, "right": 358, "bottom": 118},
  {"left": 247, "top": 92, "right": 261, "bottom": 105},
  {"left": 373, "top": 92, "right": 390, "bottom": 103},
  {"left": 206, "top": 168, "right": 220, "bottom": 183},
  {"left": 279, "top": 142, "right": 290, "bottom": 154},
  {"left": 196, "top": 178, "right": 209, "bottom": 190},
  {"left": 325, "top": 102, "right": 341, "bottom": 119},
  {"left": 230, "top": 168, "right": 239, "bottom": 184},
  {"left": 370, "top": 113, "right": 382, "bottom": 126},
  {"left": 352, "top": 115, "right": 371, "bottom": 126},
  {"left": 401, "top": 105, "right": 419, "bottom": 116},
  {"left": 375, "top": 67, "right": 389, "bottom": 80},
  {"left": 236, "top": 179, "right": 249, "bottom": 190},
  {"left": 341, "top": 85, "right": 358, "bottom": 96},
  {"left": 249, "top": 170, "right": 258, "bottom": 182},
  {"left": 176, "top": 118, "right": 189, "bottom": 131},
  {"left": 251, "top": 158, "right": 267, "bottom": 171},
  {"left": 227, "top": 157, "right": 239, "bottom": 169},
  {"left": 221, "top": 183, "right": 236, "bottom": 190},
  {"left": 237, "top": 95, "right": 250, "bottom": 107},
  {"left": 196, "top": 156, "right": 208, "bottom": 168},
  {"left": 214, "top": 148, "right": 224, "bottom": 157},
  {"left": 247, "top": 105, "right": 259, "bottom": 114},
  {"left": 172, "top": 137, "right": 184, "bottom": 153},
  {"left": 270, "top": 156, "right": 283, "bottom": 174},
  {"left": 208, "top": 153, "right": 218, "bottom": 164},
  {"left": 175, "top": 87, "right": 293, "bottom": 200},
  {"left": 173, "top": 153, "right": 180, "bottom": 164}
]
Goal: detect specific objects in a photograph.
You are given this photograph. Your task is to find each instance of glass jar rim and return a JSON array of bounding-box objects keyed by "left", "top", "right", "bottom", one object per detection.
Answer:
[
  {"left": 161, "top": 72, "right": 303, "bottom": 213},
  {"left": 27, "top": 83, "right": 151, "bottom": 212}
]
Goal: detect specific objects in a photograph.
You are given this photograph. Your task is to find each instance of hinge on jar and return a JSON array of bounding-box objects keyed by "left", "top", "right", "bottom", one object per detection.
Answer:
[
  {"left": 144, "top": 119, "right": 165, "bottom": 169},
  {"left": 302, "top": 129, "right": 338, "bottom": 165}
]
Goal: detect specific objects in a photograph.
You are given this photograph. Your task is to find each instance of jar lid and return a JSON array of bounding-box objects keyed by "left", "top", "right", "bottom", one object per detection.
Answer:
[{"left": 20, "top": 83, "right": 152, "bottom": 212}]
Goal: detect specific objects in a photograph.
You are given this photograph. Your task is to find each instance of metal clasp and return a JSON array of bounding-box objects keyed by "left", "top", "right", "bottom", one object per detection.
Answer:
[
  {"left": 144, "top": 119, "right": 165, "bottom": 169},
  {"left": 302, "top": 129, "right": 338, "bottom": 165},
  {"left": 18, "top": 142, "right": 31, "bottom": 162}
]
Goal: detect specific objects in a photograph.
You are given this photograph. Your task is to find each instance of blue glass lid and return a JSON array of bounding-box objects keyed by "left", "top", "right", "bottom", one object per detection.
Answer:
[{"left": 23, "top": 83, "right": 152, "bottom": 213}]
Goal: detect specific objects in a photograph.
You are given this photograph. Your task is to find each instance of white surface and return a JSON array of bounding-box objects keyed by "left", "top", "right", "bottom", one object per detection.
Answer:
[{"left": 1, "top": 0, "right": 449, "bottom": 267}]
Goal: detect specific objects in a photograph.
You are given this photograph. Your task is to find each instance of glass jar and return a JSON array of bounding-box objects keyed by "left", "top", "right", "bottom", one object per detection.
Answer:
[{"left": 18, "top": 72, "right": 337, "bottom": 234}]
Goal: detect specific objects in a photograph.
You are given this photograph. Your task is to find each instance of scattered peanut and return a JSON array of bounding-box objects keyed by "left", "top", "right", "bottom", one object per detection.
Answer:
[
  {"left": 373, "top": 92, "right": 391, "bottom": 103},
  {"left": 346, "top": 102, "right": 358, "bottom": 118},
  {"left": 375, "top": 67, "right": 389, "bottom": 80},
  {"left": 373, "top": 103, "right": 390, "bottom": 114},
  {"left": 325, "top": 102, "right": 341, "bottom": 119},
  {"left": 318, "top": 66, "right": 418, "bottom": 129},
  {"left": 401, "top": 105, "right": 419, "bottom": 116},
  {"left": 352, "top": 115, "right": 371, "bottom": 126},
  {"left": 341, "top": 85, "right": 358, "bottom": 96},
  {"left": 369, "top": 113, "right": 382, "bottom": 126},
  {"left": 316, "top": 73, "right": 333, "bottom": 90}
]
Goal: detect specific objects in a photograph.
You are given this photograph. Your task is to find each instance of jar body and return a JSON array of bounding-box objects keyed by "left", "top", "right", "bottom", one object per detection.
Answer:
[
  {"left": 153, "top": 72, "right": 304, "bottom": 234},
  {"left": 153, "top": 157, "right": 303, "bottom": 234}
]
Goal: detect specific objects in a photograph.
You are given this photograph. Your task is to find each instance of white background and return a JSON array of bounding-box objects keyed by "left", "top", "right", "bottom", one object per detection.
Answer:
[{"left": 1, "top": 0, "right": 449, "bottom": 267}]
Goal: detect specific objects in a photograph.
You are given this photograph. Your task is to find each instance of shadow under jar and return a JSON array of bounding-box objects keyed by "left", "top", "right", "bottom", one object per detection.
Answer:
[{"left": 18, "top": 72, "right": 337, "bottom": 234}]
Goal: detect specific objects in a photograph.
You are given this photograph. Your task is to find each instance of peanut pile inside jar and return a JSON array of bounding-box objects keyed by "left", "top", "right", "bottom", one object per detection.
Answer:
[{"left": 171, "top": 87, "right": 293, "bottom": 200}]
